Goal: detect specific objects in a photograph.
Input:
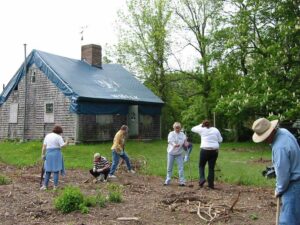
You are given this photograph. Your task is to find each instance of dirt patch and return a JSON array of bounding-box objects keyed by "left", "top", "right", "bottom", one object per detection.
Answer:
[{"left": 0, "top": 163, "right": 277, "bottom": 225}]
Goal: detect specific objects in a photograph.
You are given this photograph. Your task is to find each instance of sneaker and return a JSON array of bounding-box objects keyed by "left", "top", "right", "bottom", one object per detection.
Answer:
[
  {"left": 199, "top": 180, "right": 206, "bottom": 187},
  {"left": 40, "top": 186, "right": 47, "bottom": 191},
  {"left": 164, "top": 180, "right": 170, "bottom": 186},
  {"left": 103, "top": 179, "right": 107, "bottom": 183},
  {"left": 184, "top": 156, "right": 189, "bottom": 162},
  {"left": 179, "top": 183, "right": 186, "bottom": 187},
  {"left": 108, "top": 174, "right": 117, "bottom": 178},
  {"left": 53, "top": 186, "right": 58, "bottom": 191},
  {"left": 97, "top": 174, "right": 104, "bottom": 182},
  {"left": 129, "top": 170, "right": 136, "bottom": 174}
]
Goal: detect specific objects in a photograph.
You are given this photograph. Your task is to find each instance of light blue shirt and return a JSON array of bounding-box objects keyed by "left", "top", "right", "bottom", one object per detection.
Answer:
[{"left": 272, "top": 128, "right": 300, "bottom": 194}]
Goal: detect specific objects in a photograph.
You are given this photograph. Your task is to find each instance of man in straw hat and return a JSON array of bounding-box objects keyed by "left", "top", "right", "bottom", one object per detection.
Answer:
[{"left": 252, "top": 118, "right": 300, "bottom": 224}]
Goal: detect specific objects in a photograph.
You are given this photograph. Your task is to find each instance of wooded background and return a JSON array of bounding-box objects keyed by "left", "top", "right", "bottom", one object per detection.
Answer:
[{"left": 105, "top": 0, "right": 300, "bottom": 141}]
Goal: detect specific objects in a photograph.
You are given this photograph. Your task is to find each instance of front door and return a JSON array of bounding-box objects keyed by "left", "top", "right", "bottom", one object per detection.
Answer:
[{"left": 128, "top": 105, "right": 138, "bottom": 137}]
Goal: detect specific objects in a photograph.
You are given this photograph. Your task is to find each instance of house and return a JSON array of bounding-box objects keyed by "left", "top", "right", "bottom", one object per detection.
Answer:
[{"left": 0, "top": 44, "right": 164, "bottom": 142}]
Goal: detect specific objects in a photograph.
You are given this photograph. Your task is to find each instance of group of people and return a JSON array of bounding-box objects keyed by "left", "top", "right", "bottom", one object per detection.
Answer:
[
  {"left": 40, "top": 124, "right": 135, "bottom": 190},
  {"left": 165, "top": 120, "right": 223, "bottom": 189},
  {"left": 39, "top": 117, "right": 300, "bottom": 224}
]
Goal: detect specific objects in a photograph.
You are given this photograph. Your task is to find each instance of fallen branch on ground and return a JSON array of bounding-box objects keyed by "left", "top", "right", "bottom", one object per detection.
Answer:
[{"left": 117, "top": 217, "right": 139, "bottom": 221}]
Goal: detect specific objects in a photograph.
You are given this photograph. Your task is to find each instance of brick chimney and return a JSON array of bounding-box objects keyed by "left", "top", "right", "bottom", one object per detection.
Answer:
[{"left": 81, "top": 44, "right": 102, "bottom": 68}]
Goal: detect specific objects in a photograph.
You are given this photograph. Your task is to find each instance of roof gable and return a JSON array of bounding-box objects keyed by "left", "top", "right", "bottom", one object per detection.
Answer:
[{"left": 0, "top": 50, "right": 164, "bottom": 109}]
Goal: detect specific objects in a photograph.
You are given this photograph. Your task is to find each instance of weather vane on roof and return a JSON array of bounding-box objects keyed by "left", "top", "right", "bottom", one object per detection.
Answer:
[{"left": 80, "top": 25, "right": 88, "bottom": 41}]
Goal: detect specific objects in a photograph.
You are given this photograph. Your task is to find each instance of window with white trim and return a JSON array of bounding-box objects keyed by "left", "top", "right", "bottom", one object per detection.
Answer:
[
  {"left": 96, "top": 115, "right": 113, "bottom": 125},
  {"left": 44, "top": 102, "right": 54, "bottom": 123},
  {"left": 9, "top": 103, "right": 18, "bottom": 123}
]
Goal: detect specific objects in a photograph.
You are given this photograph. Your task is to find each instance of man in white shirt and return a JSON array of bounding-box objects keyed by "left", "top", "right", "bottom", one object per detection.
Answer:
[{"left": 191, "top": 120, "right": 223, "bottom": 189}]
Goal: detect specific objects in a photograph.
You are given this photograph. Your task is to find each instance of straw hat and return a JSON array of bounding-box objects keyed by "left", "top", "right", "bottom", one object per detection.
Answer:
[{"left": 252, "top": 118, "right": 278, "bottom": 143}]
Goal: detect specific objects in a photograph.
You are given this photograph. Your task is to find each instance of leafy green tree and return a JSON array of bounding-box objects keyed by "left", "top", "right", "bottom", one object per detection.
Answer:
[
  {"left": 173, "top": 0, "right": 224, "bottom": 118},
  {"left": 214, "top": 0, "right": 300, "bottom": 139},
  {"left": 114, "top": 0, "right": 172, "bottom": 102}
]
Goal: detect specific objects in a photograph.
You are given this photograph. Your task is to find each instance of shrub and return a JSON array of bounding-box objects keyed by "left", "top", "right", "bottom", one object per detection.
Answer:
[
  {"left": 54, "top": 186, "right": 84, "bottom": 213},
  {"left": 0, "top": 175, "right": 10, "bottom": 185},
  {"left": 79, "top": 203, "right": 89, "bottom": 214},
  {"left": 108, "top": 183, "right": 123, "bottom": 203},
  {"left": 83, "top": 196, "right": 97, "bottom": 207},
  {"left": 96, "top": 193, "right": 107, "bottom": 208}
]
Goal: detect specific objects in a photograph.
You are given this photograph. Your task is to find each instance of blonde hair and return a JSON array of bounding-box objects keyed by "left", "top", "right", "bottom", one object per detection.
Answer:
[
  {"left": 173, "top": 122, "right": 181, "bottom": 129},
  {"left": 94, "top": 153, "right": 100, "bottom": 159}
]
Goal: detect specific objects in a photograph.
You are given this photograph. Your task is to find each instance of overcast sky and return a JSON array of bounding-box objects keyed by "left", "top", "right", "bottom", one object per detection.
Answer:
[{"left": 0, "top": 0, "right": 126, "bottom": 92}]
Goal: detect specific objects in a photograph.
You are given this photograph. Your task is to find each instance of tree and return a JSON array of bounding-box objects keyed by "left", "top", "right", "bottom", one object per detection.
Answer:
[
  {"left": 215, "top": 0, "right": 300, "bottom": 139},
  {"left": 114, "top": 0, "right": 172, "bottom": 102},
  {"left": 173, "top": 0, "right": 224, "bottom": 118}
]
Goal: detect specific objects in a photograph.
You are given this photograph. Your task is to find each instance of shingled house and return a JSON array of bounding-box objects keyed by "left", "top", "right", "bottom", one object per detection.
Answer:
[{"left": 0, "top": 44, "right": 164, "bottom": 142}]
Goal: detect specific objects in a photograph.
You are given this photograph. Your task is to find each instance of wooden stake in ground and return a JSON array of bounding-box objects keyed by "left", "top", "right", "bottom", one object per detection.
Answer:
[{"left": 276, "top": 197, "right": 281, "bottom": 225}]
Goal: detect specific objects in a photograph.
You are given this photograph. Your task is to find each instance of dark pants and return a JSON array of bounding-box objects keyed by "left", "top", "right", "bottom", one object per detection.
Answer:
[
  {"left": 89, "top": 168, "right": 110, "bottom": 180},
  {"left": 199, "top": 149, "right": 218, "bottom": 188}
]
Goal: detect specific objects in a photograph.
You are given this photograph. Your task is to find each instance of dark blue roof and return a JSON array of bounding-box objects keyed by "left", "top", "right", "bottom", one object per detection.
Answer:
[{"left": 0, "top": 50, "right": 164, "bottom": 113}]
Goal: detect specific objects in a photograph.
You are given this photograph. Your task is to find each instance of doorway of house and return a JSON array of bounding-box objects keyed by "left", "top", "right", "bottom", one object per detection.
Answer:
[{"left": 128, "top": 105, "right": 138, "bottom": 137}]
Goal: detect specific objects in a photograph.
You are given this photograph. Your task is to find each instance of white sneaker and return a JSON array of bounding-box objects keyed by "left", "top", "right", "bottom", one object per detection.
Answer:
[
  {"left": 40, "top": 186, "right": 47, "bottom": 190},
  {"left": 97, "top": 174, "right": 105, "bottom": 182},
  {"left": 108, "top": 174, "right": 117, "bottom": 178},
  {"left": 53, "top": 186, "right": 58, "bottom": 191},
  {"left": 129, "top": 170, "right": 136, "bottom": 174}
]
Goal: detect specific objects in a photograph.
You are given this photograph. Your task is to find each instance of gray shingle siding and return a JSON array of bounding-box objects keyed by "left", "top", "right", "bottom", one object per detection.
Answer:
[
  {"left": 0, "top": 65, "right": 76, "bottom": 141},
  {"left": 0, "top": 65, "right": 162, "bottom": 142}
]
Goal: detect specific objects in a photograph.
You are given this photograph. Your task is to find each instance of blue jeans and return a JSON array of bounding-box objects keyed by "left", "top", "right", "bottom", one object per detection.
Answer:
[
  {"left": 279, "top": 180, "right": 300, "bottom": 225},
  {"left": 184, "top": 143, "right": 193, "bottom": 162},
  {"left": 44, "top": 171, "right": 59, "bottom": 187},
  {"left": 165, "top": 153, "right": 185, "bottom": 184},
  {"left": 109, "top": 150, "right": 132, "bottom": 175}
]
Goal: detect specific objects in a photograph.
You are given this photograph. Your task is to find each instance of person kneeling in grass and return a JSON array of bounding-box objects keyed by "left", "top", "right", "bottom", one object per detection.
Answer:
[{"left": 90, "top": 153, "right": 111, "bottom": 183}]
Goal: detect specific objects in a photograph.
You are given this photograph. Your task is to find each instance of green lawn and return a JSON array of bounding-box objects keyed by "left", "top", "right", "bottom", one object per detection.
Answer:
[{"left": 0, "top": 140, "right": 275, "bottom": 187}]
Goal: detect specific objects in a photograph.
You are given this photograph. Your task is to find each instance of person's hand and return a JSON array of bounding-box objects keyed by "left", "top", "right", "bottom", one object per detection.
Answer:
[
  {"left": 41, "top": 154, "right": 46, "bottom": 161},
  {"left": 274, "top": 190, "right": 281, "bottom": 198},
  {"left": 97, "top": 169, "right": 103, "bottom": 173}
]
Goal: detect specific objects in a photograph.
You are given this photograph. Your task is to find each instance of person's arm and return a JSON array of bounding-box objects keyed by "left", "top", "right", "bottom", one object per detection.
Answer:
[
  {"left": 93, "top": 161, "right": 97, "bottom": 172},
  {"left": 58, "top": 136, "right": 68, "bottom": 148},
  {"left": 191, "top": 124, "right": 203, "bottom": 134},
  {"left": 217, "top": 130, "right": 223, "bottom": 143},
  {"left": 41, "top": 144, "right": 46, "bottom": 160},
  {"left": 168, "top": 132, "right": 179, "bottom": 147},
  {"left": 97, "top": 158, "right": 110, "bottom": 172},
  {"left": 273, "top": 146, "right": 290, "bottom": 195},
  {"left": 114, "top": 132, "right": 123, "bottom": 153}
]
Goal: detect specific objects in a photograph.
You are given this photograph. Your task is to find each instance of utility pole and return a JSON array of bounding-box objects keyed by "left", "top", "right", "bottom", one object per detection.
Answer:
[{"left": 22, "top": 43, "right": 27, "bottom": 142}]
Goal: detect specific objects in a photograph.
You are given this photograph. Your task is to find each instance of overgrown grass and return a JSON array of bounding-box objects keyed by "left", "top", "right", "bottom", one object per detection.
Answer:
[
  {"left": 0, "top": 140, "right": 275, "bottom": 187},
  {"left": 107, "top": 183, "right": 123, "bottom": 203}
]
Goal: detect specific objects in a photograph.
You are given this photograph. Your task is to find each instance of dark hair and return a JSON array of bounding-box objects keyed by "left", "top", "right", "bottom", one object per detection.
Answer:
[
  {"left": 202, "top": 120, "right": 210, "bottom": 128},
  {"left": 52, "top": 125, "right": 63, "bottom": 134}
]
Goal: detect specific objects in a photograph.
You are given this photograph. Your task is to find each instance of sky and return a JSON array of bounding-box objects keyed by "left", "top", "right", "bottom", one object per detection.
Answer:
[{"left": 0, "top": 0, "right": 126, "bottom": 92}]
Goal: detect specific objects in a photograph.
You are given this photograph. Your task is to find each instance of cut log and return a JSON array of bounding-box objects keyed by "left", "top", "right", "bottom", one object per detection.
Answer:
[{"left": 117, "top": 217, "right": 139, "bottom": 221}]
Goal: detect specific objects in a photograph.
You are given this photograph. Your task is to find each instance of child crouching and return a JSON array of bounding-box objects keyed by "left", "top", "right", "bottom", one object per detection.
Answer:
[{"left": 89, "top": 153, "right": 111, "bottom": 182}]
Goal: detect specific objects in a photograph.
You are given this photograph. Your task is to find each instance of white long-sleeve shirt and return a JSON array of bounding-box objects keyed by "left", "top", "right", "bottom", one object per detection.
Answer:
[
  {"left": 191, "top": 124, "right": 223, "bottom": 149},
  {"left": 167, "top": 131, "right": 186, "bottom": 155}
]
